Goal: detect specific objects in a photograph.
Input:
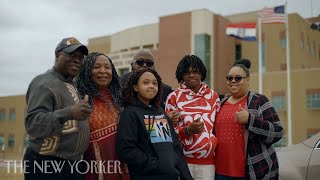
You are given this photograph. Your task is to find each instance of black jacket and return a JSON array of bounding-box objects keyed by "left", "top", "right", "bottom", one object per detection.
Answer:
[
  {"left": 120, "top": 72, "right": 173, "bottom": 109},
  {"left": 116, "top": 98, "right": 193, "bottom": 180}
]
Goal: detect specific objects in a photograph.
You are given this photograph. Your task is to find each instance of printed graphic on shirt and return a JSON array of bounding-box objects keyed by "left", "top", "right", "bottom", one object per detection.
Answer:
[
  {"left": 144, "top": 114, "right": 173, "bottom": 143},
  {"left": 61, "top": 83, "right": 79, "bottom": 134},
  {"left": 165, "top": 83, "right": 220, "bottom": 161}
]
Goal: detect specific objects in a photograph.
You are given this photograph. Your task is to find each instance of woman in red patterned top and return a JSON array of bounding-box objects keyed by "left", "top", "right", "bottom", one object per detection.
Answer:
[
  {"left": 165, "top": 55, "right": 220, "bottom": 180},
  {"left": 214, "top": 59, "right": 283, "bottom": 180},
  {"left": 76, "top": 52, "right": 129, "bottom": 180}
]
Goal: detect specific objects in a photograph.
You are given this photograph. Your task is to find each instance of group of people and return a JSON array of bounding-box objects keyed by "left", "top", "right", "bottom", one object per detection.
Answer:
[{"left": 23, "top": 36, "right": 283, "bottom": 180}]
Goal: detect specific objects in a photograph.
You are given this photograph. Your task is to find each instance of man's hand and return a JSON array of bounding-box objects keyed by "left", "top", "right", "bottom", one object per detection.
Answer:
[
  {"left": 235, "top": 104, "right": 249, "bottom": 124},
  {"left": 70, "top": 95, "right": 92, "bottom": 121}
]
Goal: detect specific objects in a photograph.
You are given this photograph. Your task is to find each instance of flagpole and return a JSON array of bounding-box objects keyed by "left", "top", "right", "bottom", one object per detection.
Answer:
[
  {"left": 285, "top": 1, "right": 292, "bottom": 145},
  {"left": 258, "top": 16, "right": 262, "bottom": 94}
]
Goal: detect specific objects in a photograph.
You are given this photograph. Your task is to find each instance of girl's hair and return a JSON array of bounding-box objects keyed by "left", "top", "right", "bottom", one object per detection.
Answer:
[
  {"left": 232, "top": 59, "right": 251, "bottom": 77},
  {"left": 76, "top": 52, "right": 121, "bottom": 110},
  {"left": 175, "top": 55, "right": 207, "bottom": 83},
  {"left": 121, "top": 68, "right": 162, "bottom": 109}
]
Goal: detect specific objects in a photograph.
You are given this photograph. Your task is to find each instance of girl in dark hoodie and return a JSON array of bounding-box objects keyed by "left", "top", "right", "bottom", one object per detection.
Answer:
[{"left": 116, "top": 68, "right": 193, "bottom": 180}]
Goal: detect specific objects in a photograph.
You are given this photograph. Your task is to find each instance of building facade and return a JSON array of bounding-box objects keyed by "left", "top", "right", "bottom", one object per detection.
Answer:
[
  {"left": 88, "top": 9, "right": 320, "bottom": 144},
  {"left": 88, "top": 9, "right": 235, "bottom": 94},
  {"left": 0, "top": 95, "right": 25, "bottom": 180},
  {"left": 227, "top": 12, "right": 320, "bottom": 144}
]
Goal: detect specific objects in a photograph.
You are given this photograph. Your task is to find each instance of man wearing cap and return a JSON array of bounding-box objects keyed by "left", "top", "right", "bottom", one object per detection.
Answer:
[
  {"left": 24, "top": 37, "right": 92, "bottom": 180},
  {"left": 120, "top": 49, "right": 173, "bottom": 110}
]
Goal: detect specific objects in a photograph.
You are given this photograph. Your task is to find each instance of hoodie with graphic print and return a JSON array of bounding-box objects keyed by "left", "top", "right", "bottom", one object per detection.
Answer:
[
  {"left": 165, "top": 83, "right": 220, "bottom": 165},
  {"left": 116, "top": 98, "right": 193, "bottom": 180}
]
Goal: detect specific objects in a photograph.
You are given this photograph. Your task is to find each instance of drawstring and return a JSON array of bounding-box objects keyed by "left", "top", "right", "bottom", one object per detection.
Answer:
[
  {"left": 148, "top": 115, "right": 155, "bottom": 131},
  {"left": 148, "top": 116, "right": 151, "bottom": 131},
  {"left": 151, "top": 116, "right": 155, "bottom": 131}
]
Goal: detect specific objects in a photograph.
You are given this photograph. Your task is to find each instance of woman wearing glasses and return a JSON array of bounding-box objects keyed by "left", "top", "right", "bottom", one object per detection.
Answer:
[{"left": 214, "top": 59, "right": 283, "bottom": 180}]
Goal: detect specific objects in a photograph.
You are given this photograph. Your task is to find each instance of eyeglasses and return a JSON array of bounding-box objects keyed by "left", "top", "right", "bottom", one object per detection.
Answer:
[
  {"left": 134, "top": 59, "right": 154, "bottom": 67},
  {"left": 226, "top": 75, "right": 247, "bottom": 82}
]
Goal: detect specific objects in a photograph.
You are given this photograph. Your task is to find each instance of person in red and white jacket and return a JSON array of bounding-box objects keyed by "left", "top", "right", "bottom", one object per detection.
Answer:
[{"left": 165, "top": 55, "right": 220, "bottom": 180}]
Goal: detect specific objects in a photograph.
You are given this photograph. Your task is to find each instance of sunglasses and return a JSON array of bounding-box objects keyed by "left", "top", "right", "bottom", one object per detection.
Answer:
[
  {"left": 134, "top": 59, "right": 154, "bottom": 67},
  {"left": 226, "top": 75, "right": 247, "bottom": 82}
]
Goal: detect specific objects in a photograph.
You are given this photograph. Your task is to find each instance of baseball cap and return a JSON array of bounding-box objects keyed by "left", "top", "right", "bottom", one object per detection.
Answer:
[{"left": 55, "top": 37, "right": 88, "bottom": 55}]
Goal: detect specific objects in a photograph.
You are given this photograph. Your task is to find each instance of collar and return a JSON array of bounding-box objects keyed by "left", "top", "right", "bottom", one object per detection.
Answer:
[
  {"left": 179, "top": 83, "right": 208, "bottom": 97},
  {"left": 51, "top": 66, "right": 74, "bottom": 82}
]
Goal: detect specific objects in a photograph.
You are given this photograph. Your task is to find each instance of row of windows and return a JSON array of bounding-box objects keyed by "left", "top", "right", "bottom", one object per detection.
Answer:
[
  {"left": 272, "top": 91, "right": 320, "bottom": 111},
  {"left": 300, "top": 32, "right": 320, "bottom": 60},
  {"left": 0, "top": 109, "right": 16, "bottom": 121},
  {"left": 0, "top": 135, "right": 15, "bottom": 148},
  {"left": 259, "top": 31, "right": 320, "bottom": 61},
  {"left": 279, "top": 35, "right": 319, "bottom": 60}
]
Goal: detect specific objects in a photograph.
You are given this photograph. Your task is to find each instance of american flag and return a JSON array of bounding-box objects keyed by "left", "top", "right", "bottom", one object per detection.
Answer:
[{"left": 260, "top": 5, "right": 286, "bottom": 24}]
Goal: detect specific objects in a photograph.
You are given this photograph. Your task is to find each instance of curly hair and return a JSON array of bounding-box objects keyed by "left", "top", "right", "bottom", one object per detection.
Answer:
[
  {"left": 175, "top": 55, "right": 207, "bottom": 83},
  {"left": 75, "top": 52, "right": 121, "bottom": 110},
  {"left": 121, "top": 68, "right": 162, "bottom": 109}
]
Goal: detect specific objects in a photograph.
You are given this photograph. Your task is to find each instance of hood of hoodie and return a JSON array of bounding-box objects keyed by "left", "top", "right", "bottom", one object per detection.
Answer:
[
  {"left": 178, "top": 83, "right": 210, "bottom": 98},
  {"left": 133, "top": 97, "right": 157, "bottom": 111}
]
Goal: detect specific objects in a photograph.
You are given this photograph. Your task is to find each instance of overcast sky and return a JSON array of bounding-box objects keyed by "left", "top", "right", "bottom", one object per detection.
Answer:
[{"left": 0, "top": 0, "right": 319, "bottom": 96}]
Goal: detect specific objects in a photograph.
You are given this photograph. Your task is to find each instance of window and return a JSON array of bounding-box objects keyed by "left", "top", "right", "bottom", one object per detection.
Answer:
[
  {"left": 279, "top": 30, "right": 286, "bottom": 48},
  {"left": 235, "top": 44, "right": 242, "bottom": 60},
  {"left": 316, "top": 140, "right": 320, "bottom": 149},
  {"left": 24, "top": 135, "right": 29, "bottom": 147},
  {"left": 262, "top": 42, "right": 266, "bottom": 73},
  {"left": 307, "top": 128, "right": 320, "bottom": 138},
  {"left": 142, "top": 44, "right": 153, "bottom": 50},
  {"left": 272, "top": 92, "right": 286, "bottom": 111},
  {"left": 8, "top": 135, "right": 14, "bottom": 147},
  {"left": 0, "top": 135, "right": 5, "bottom": 147},
  {"left": 130, "top": 46, "right": 139, "bottom": 51},
  {"left": 119, "top": 68, "right": 129, "bottom": 76},
  {"left": 307, "top": 37, "right": 310, "bottom": 53},
  {"left": 311, "top": 41, "right": 316, "bottom": 57},
  {"left": 9, "top": 108, "right": 16, "bottom": 121},
  {"left": 0, "top": 109, "right": 5, "bottom": 121},
  {"left": 318, "top": 44, "right": 320, "bottom": 60},
  {"left": 306, "top": 89, "right": 320, "bottom": 109},
  {"left": 274, "top": 135, "right": 287, "bottom": 147},
  {"left": 194, "top": 34, "right": 211, "bottom": 86},
  {"left": 280, "top": 39, "right": 286, "bottom": 48},
  {"left": 300, "top": 32, "right": 304, "bottom": 49}
]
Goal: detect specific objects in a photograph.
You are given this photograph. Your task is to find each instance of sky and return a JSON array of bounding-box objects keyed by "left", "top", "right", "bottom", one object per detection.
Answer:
[{"left": 0, "top": 0, "right": 319, "bottom": 96}]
